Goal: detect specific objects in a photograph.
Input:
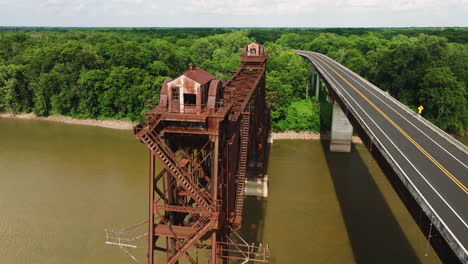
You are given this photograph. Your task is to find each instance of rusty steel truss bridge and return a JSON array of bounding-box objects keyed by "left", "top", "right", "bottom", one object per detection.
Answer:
[{"left": 110, "top": 42, "right": 270, "bottom": 264}]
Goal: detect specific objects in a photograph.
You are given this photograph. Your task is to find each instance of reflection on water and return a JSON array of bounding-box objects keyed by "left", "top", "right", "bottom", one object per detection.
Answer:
[
  {"left": 240, "top": 140, "right": 442, "bottom": 264},
  {"left": 0, "top": 118, "right": 454, "bottom": 263}
]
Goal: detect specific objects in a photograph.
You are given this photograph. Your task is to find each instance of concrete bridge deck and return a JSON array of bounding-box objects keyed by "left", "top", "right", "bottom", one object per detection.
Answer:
[{"left": 295, "top": 50, "right": 468, "bottom": 263}]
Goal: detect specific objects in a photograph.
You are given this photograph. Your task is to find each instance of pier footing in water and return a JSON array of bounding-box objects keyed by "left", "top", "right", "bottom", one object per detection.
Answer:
[{"left": 330, "top": 102, "right": 353, "bottom": 152}]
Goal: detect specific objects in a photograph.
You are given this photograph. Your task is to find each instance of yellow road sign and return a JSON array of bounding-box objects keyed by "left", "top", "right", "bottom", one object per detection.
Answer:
[{"left": 418, "top": 105, "right": 424, "bottom": 114}]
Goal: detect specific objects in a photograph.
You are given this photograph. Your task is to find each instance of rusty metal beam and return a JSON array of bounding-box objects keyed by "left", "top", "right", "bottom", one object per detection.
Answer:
[
  {"left": 132, "top": 41, "right": 270, "bottom": 264},
  {"left": 148, "top": 151, "right": 155, "bottom": 264},
  {"left": 154, "top": 203, "right": 207, "bottom": 214}
]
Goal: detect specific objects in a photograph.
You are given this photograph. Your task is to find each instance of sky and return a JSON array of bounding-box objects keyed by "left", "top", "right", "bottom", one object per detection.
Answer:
[{"left": 0, "top": 0, "right": 467, "bottom": 27}]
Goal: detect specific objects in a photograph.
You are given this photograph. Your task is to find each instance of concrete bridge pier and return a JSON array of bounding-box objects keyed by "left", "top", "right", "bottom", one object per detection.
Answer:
[
  {"left": 310, "top": 65, "right": 320, "bottom": 99},
  {"left": 330, "top": 102, "right": 353, "bottom": 152},
  {"left": 315, "top": 73, "right": 320, "bottom": 98}
]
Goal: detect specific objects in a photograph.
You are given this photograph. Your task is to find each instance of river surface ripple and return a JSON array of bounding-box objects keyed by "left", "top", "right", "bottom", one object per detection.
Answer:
[{"left": 0, "top": 118, "right": 456, "bottom": 263}]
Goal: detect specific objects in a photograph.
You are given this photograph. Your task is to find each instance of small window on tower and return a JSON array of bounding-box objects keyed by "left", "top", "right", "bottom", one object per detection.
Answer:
[
  {"left": 172, "top": 87, "right": 179, "bottom": 100},
  {"left": 250, "top": 48, "right": 257, "bottom": 54},
  {"left": 184, "top": 93, "right": 196, "bottom": 105}
]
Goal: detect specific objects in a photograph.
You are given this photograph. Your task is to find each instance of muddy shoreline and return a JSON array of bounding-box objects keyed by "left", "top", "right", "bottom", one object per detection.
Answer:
[
  {"left": 1, "top": 112, "right": 363, "bottom": 143},
  {"left": 0, "top": 113, "right": 133, "bottom": 130},
  {"left": 271, "top": 131, "right": 363, "bottom": 144}
]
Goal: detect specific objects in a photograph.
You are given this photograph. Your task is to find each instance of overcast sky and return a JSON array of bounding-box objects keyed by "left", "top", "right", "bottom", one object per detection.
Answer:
[{"left": 0, "top": 0, "right": 467, "bottom": 27}]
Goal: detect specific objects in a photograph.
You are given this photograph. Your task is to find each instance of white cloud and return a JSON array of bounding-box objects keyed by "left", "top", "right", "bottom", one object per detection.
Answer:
[
  {"left": 389, "top": 0, "right": 435, "bottom": 11},
  {"left": 46, "top": 0, "right": 66, "bottom": 4},
  {"left": 115, "top": 0, "right": 145, "bottom": 4},
  {"left": 37, "top": 0, "right": 163, "bottom": 16},
  {"left": 107, "top": 0, "right": 162, "bottom": 15},
  {"left": 75, "top": 3, "right": 85, "bottom": 11},
  {"left": 347, "top": 0, "right": 380, "bottom": 7},
  {"left": 0, "top": 0, "right": 466, "bottom": 26},
  {"left": 179, "top": 0, "right": 466, "bottom": 15},
  {"left": 462, "top": 0, "right": 468, "bottom": 10},
  {"left": 181, "top": 0, "right": 319, "bottom": 16}
]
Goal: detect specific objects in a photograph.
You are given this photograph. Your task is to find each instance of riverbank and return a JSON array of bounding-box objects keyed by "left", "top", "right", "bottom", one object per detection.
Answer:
[
  {"left": 0, "top": 113, "right": 133, "bottom": 130},
  {"left": 271, "top": 131, "right": 363, "bottom": 144},
  {"left": 1, "top": 112, "right": 364, "bottom": 143}
]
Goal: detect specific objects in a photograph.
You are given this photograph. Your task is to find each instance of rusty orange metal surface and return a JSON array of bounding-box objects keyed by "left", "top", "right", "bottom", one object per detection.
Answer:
[{"left": 132, "top": 42, "right": 270, "bottom": 264}]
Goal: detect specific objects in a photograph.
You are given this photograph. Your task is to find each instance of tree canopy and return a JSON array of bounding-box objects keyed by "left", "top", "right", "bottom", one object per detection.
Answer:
[{"left": 0, "top": 27, "right": 466, "bottom": 134}]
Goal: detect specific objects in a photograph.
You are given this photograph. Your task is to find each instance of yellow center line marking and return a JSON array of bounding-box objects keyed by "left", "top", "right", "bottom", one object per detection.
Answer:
[{"left": 313, "top": 55, "right": 468, "bottom": 195}]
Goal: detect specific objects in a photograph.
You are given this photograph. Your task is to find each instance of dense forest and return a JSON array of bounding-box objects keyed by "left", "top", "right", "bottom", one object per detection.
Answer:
[{"left": 0, "top": 28, "right": 467, "bottom": 134}]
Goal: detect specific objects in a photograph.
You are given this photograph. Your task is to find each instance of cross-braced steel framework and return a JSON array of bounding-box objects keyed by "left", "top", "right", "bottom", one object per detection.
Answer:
[{"left": 131, "top": 42, "right": 270, "bottom": 264}]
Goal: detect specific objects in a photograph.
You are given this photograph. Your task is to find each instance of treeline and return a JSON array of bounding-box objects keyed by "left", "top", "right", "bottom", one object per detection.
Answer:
[
  {"left": 0, "top": 30, "right": 249, "bottom": 120},
  {"left": 273, "top": 31, "right": 467, "bottom": 134},
  {"left": 0, "top": 29, "right": 312, "bottom": 130},
  {"left": 0, "top": 28, "right": 466, "bottom": 134},
  {"left": 248, "top": 27, "right": 468, "bottom": 44}
]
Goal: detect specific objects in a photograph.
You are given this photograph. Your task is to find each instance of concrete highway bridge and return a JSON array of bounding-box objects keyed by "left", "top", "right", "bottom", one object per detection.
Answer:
[{"left": 295, "top": 50, "right": 468, "bottom": 264}]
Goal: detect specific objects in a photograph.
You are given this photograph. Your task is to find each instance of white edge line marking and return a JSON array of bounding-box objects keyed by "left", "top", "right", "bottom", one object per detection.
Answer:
[
  {"left": 333, "top": 52, "right": 468, "bottom": 156},
  {"left": 305, "top": 54, "right": 468, "bottom": 256},
  {"left": 315, "top": 53, "right": 468, "bottom": 170}
]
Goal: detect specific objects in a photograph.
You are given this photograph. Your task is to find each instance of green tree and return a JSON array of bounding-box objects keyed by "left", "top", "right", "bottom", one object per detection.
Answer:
[
  {"left": 275, "top": 33, "right": 306, "bottom": 49},
  {"left": 76, "top": 69, "right": 108, "bottom": 118},
  {"left": 0, "top": 64, "right": 30, "bottom": 114},
  {"left": 445, "top": 43, "right": 468, "bottom": 85},
  {"left": 418, "top": 67, "right": 466, "bottom": 134},
  {"left": 189, "top": 38, "right": 218, "bottom": 66},
  {"left": 32, "top": 71, "right": 64, "bottom": 115},
  {"left": 275, "top": 99, "right": 320, "bottom": 132},
  {"left": 100, "top": 66, "right": 156, "bottom": 120}
]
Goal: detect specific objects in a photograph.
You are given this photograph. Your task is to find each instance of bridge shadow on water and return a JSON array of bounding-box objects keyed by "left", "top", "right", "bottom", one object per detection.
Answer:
[
  {"left": 320, "top": 137, "right": 421, "bottom": 264},
  {"left": 238, "top": 144, "right": 270, "bottom": 254},
  {"left": 240, "top": 196, "right": 267, "bottom": 245}
]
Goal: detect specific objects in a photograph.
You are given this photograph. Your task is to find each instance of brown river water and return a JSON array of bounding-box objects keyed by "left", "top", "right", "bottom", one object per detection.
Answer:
[{"left": 1, "top": 118, "right": 464, "bottom": 263}]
